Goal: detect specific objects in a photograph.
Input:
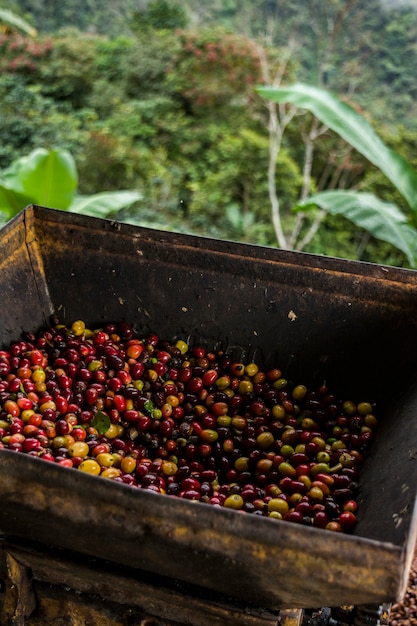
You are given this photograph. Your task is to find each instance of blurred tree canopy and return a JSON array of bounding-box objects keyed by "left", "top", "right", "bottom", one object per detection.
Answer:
[{"left": 2, "top": 0, "right": 417, "bottom": 267}]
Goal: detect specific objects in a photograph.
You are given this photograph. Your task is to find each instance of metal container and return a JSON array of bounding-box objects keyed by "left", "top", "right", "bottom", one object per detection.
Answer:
[{"left": 1, "top": 204, "right": 417, "bottom": 611}]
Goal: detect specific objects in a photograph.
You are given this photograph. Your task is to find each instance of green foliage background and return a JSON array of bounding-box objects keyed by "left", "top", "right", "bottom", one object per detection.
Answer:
[{"left": 3, "top": 0, "right": 417, "bottom": 267}]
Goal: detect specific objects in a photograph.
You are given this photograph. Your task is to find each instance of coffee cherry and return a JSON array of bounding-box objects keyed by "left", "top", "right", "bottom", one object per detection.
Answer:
[
  {"left": 292, "top": 385, "right": 307, "bottom": 401},
  {"left": 267, "top": 498, "right": 289, "bottom": 516},
  {"left": 68, "top": 441, "right": 89, "bottom": 458},
  {"left": 224, "top": 494, "right": 244, "bottom": 510},
  {"left": 79, "top": 459, "right": 101, "bottom": 475},
  {"left": 96, "top": 452, "right": 115, "bottom": 467},
  {"left": 339, "top": 511, "right": 357, "bottom": 530}
]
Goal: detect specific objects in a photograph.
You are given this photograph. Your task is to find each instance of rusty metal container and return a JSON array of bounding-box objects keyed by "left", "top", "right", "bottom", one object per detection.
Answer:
[{"left": 1, "top": 204, "right": 417, "bottom": 612}]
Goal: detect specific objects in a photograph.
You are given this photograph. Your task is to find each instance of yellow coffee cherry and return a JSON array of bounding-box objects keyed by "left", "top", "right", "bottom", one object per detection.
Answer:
[
  {"left": 267, "top": 498, "right": 289, "bottom": 516},
  {"left": 161, "top": 461, "right": 178, "bottom": 476},
  {"left": 71, "top": 320, "right": 86, "bottom": 336},
  {"left": 68, "top": 441, "right": 89, "bottom": 458},
  {"left": 175, "top": 339, "right": 188, "bottom": 355},
  {"left": 96, "top": 452, "right": 115, "bottom": 467},
  {"left": 79, "top": 459, "right": 101, "bottom": 475},
  {"left": 224, "top": 494, "right": 244, "bottom": 510},
  {"left": 121, "top": 456, "right": 137, "bottom": 474},
  {"left": 104, "top": 423, "right": 119, "bottom": 439},
  {"left": 101, "top": 467, "right": 121, "bottom": 479},
  {"left": 244, "top": 363, "right": 259, "bottom": 377}
]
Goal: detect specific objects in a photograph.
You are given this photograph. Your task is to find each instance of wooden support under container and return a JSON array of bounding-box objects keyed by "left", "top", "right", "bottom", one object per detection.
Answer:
[
  {"left": 0, "top": 543, "right": 391, "bottom": 625},
  {"left": 0, "top": 539, "right": 286, "bottom": 626}
]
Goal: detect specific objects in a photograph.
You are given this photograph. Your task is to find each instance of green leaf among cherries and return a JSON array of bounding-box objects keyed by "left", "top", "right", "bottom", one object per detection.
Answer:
[{"left": 91, "top": 410, "right": 111, "bottom": 435}]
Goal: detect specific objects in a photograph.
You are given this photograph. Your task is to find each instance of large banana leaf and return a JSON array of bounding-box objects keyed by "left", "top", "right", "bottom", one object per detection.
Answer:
[
  {"left": 70, "top": 190, "right": 142, "bottom": 218},
  {"left": 1, "top": 148, "right": 78, "bottom": 210},
  {"left": 296, "top": 190, "right": 417, "bottom": 267},
  {"left": 257, "top": 83, "right": 417, "bottom": 214},
  {"left": 0, "top": 8, "right": 37, "bottom": 36},
  {"left": 0, "top": 148, "right": 140, "bottom": 224},
  {"left": 0, "top": 185, "right": 33, "bottom": 220}
]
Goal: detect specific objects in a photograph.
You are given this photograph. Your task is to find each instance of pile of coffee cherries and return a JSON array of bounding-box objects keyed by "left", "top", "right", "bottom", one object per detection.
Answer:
[{"left": 0, "top": 318, "right": 378, "bottom": 533}]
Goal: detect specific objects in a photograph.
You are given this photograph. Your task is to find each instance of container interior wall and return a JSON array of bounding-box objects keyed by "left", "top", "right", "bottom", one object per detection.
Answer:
[
  {"left": 2, "top": 206, "right": 417, "bottom": 550},
  {"left": 0, "top": 211, "right": 52, "bottom": 347}
]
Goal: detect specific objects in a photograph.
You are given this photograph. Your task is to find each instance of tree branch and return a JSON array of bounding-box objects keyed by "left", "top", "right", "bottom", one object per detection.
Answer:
[
  {"left": 289, "top": 117, "right": 328, "bottom": 249},
  {"left": 257, "top": 42, "right": 297, "bottom": 249}
]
